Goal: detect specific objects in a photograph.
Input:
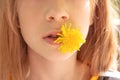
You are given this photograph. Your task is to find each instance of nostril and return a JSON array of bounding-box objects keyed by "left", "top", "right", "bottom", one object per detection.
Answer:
[
  {"left": 61, "top": 16, "right": 68, "bottom": 20},
  {"left": 48, "top": 16, "right": 55, "bottom": 20}
]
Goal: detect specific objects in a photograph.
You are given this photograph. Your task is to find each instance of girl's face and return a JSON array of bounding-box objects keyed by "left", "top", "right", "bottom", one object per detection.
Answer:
[{"left": 17, "top": 0, "right": 91, "bottom": 61}]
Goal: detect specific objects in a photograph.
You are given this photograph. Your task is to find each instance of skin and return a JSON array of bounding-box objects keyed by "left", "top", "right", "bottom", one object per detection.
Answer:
[{"left": 17, "top": 0, "right": 91, "bottom": 80}]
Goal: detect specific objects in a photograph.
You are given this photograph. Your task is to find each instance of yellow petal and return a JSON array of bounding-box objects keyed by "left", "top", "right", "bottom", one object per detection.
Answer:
[
  {"left": 90, "top": 76, "right": 99, "bottom": 80},
  {"left": 54, "top": 22, "right": 86, "bottom": 54}
]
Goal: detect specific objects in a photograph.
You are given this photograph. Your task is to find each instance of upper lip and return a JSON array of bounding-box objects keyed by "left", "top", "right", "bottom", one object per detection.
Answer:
[{"left": 43, "top": 31, "right": 61, "bottom": 39}]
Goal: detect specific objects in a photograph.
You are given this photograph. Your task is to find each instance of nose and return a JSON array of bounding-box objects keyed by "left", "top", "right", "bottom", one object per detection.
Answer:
[{"left": 46, "top": 9, "right": 69, "bottom": 22}]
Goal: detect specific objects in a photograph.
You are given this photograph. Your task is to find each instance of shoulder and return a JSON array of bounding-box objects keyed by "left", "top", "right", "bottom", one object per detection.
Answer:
[{"left": 98, "top": 71, "right": 120, "bottom": 80}]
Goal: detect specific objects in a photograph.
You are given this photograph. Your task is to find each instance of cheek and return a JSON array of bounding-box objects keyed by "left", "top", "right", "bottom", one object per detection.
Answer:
[
  {"left": 72, "top": 6, "right": 90, "bottom": 39},
  {"left": 20, "top": 28, "right": 35, "bottom": 45},
  {"left": 69, "top": 1, "right": 90, "bottom": 23},
  {"left": 75, "top": 4, "right": 90, "bottom": 26},
  {"left": 79, "top": 7, "right": 90, "bottom": 37},
  {"left": 17, "top": 0, "right": 45, "bottom": 29}
]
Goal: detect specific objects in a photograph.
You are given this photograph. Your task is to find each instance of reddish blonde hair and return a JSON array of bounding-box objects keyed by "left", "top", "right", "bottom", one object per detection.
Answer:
[
  {"left": 0, "top": 0, "right": 27, "bottom": 80},
  {"left": 78, "top": 0, "right": 117, "bottom": 75},
  {"left": 0, "top": 0, "right": 117, "bottom": 80}
]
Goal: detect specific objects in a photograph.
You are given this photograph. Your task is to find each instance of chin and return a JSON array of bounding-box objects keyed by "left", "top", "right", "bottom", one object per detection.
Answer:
[{"left": 41, "top": 51, "right": 77, "bottom": 62}]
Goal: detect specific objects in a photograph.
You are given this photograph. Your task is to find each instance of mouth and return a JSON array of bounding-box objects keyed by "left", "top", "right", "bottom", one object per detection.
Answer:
[{"left": 43, "top": 31, "right": 61, "bottom": 45}]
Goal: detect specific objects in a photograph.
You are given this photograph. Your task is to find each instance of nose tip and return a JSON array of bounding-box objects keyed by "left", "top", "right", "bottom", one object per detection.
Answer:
[{"left": 46, "top": 10, "right": 69, "bottom": 22}]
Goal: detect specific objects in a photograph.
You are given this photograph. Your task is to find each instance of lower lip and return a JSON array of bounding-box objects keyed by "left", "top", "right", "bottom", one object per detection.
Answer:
[{"left": 43, "top": 37, "right": 60, "bottom": 46}]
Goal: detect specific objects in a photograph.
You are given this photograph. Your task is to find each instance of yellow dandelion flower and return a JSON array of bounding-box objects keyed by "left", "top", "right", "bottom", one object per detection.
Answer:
[
  {"left": 90, "top": 75, "right": 99, "bottom": 80},
  {"left": 54, "top": 23, "right": 86, "bottom": 54}
]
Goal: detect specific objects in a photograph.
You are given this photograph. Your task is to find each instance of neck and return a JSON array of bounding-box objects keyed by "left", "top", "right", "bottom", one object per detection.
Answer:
[{"left": 26, "top": 49, "right": 78, "bottom": 80}]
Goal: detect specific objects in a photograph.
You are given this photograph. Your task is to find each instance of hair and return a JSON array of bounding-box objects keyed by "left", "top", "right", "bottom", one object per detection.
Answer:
[{"left": 0, "top": 0, "right": 118, "bottom": 80}]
